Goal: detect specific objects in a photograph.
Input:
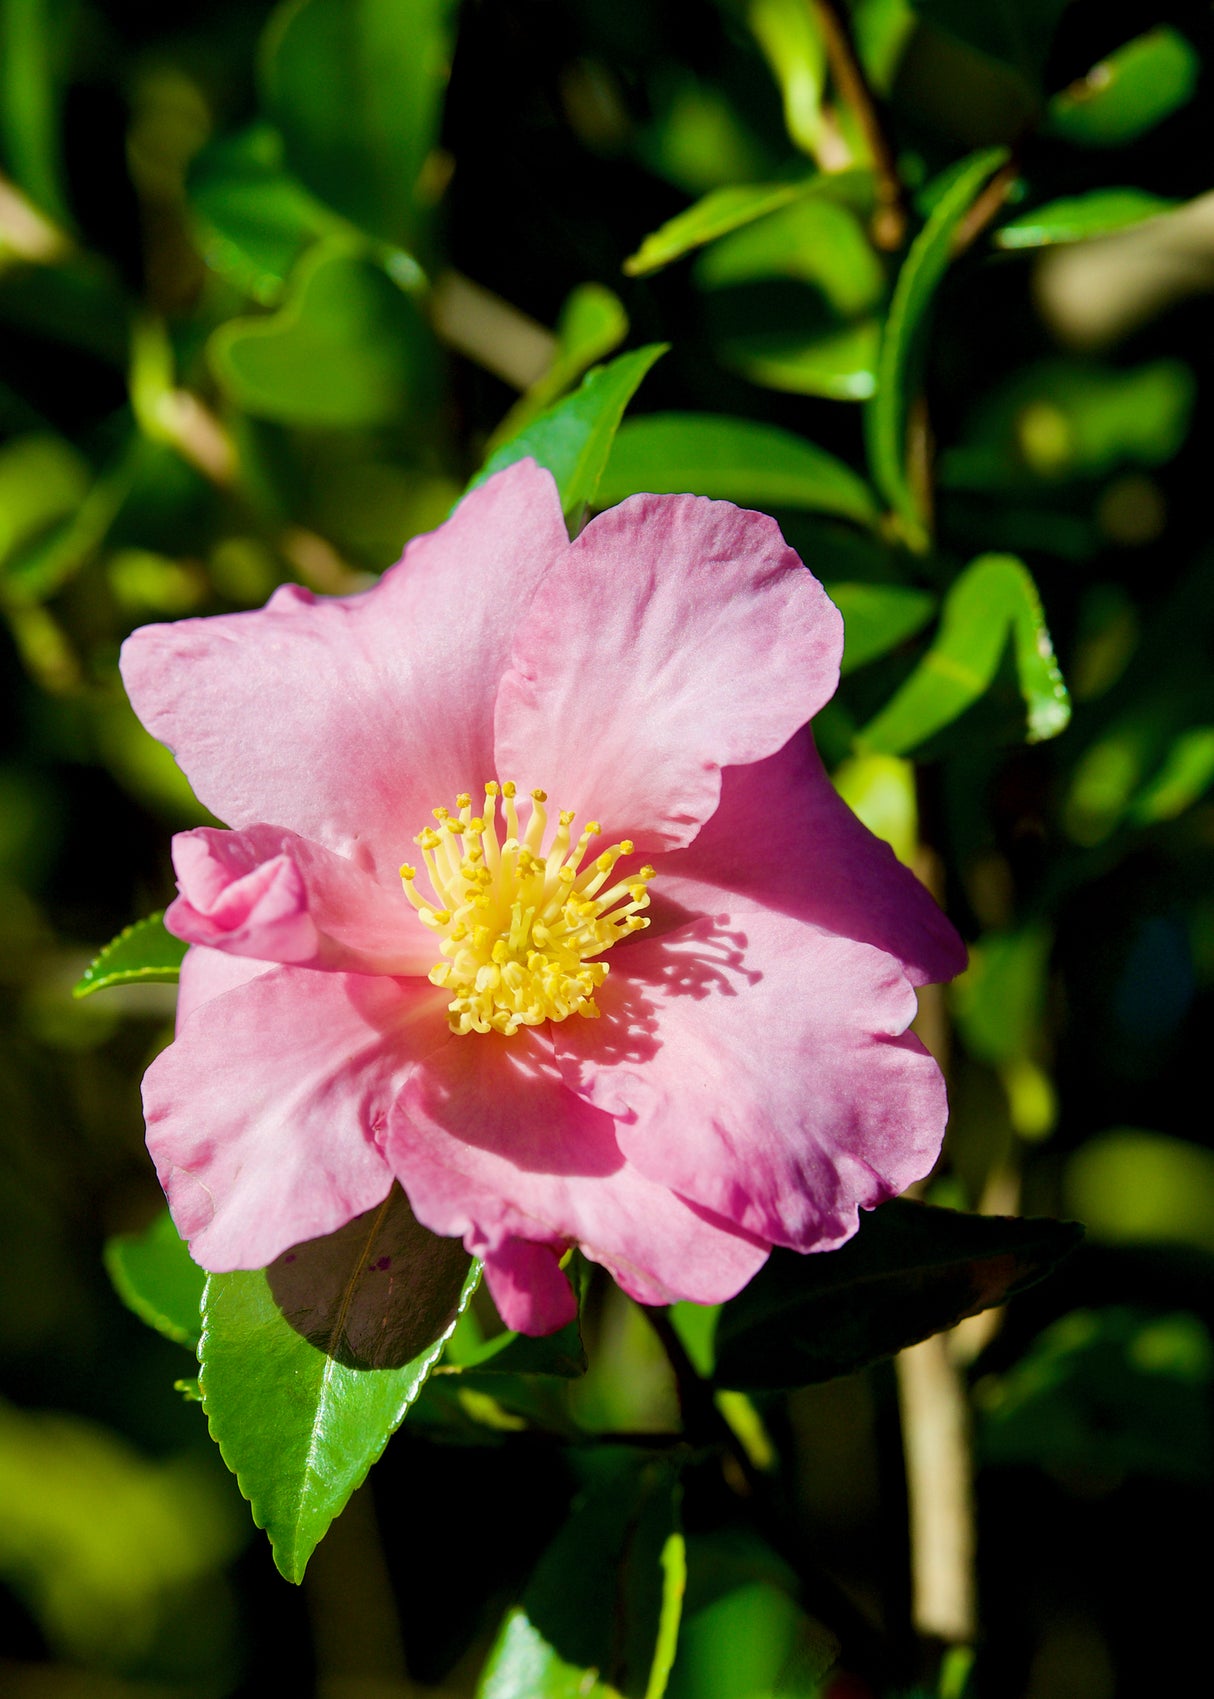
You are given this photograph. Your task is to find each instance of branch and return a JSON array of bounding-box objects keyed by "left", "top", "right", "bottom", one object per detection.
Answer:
[{"left": 811, "top": 0, "right": 907, "bottom": 250}]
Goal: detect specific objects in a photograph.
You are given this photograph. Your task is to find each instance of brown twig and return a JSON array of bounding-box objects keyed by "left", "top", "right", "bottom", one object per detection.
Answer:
[
  {"left": 951, "top": 158, "right": 1020, "bottom": 258},
  {"left": 810, "top": 0, "right": 907, "bottom": 250}
]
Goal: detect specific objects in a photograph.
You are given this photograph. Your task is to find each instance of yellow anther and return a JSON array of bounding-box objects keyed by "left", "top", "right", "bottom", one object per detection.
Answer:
[{"left": 401, "top": 784, "right": 654, "bottom": 1037}]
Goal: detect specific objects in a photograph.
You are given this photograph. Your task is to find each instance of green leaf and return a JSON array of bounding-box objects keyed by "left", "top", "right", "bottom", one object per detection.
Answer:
[
  {"left": 714, "top": 1200, "right": 1083, "bottom": 1391},
  {"left": 695, "top": 198, "right": 886, "bottom": 317},
  {"left": 444, "top": 1294, "right": 586, "bottom": 1379},
  {"left": 865, "top": 147, "right": 1008, "bottom": 544},
  {"left": 908, "top": 0, "right": 1070, "bottom": 88},
  {"left": 199, "top": 1184, "right": 474, "bottom": 1582},
  {"left": 720, "top": 317, "right": 881, "bottom": 402},
  {"left": 748, "top": 0, "right": 828, "bottom": 159},
  {"left": 261, "top": 0, "right": 457, "bottom": 249},
  {"left": 827, "top": 581, "right": 937, "bottom": 673},
  {"left": 624, "top": 172, "right": 874, "bottom": 276},
  {"left": 104, "top": 1208, "right": 205, "bottom": 1351},
  {"left": 995, "top": 189, "right": 1176, "bottom": 250},
  {"left": 1048, "top": 28, "right": 1200, "bottom": 148},
  {"left": 0, "top": 0, "right": 71, "bottom": 222},
  {"left": 73, "top": 912, "right": 187, "bottom": 999},
  {"left": 474, "top": 345, "right": 666, "bottom": 523},
  {"left": 487, "top": 284, "right": 630, "bottom": 452},
  {"left": 477, "top": 1453, "right": 684, "bottom": 1699},
  {"left": 208, "top": 240, "right": 434, "bottom": 427},
  {"left": 598, "top": 414, "right": 879, "bottom": 526},
  {"left": 856, "top": 553, "right": 1070, "bottom": 755},
  {"left": 977, "top": 1306, "right": 1214, "bottom": 1484},
  {"left": 188, "top": 123, "right": 352, "bottom": 304},
  {"left": 0, "top": 432, "right": 91, "bottom": 584}
]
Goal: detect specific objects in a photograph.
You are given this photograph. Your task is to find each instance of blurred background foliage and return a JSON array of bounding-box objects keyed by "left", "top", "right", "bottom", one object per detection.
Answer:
[{"left": 2, "top": 0, "right": 1213, "bottom": 1695}]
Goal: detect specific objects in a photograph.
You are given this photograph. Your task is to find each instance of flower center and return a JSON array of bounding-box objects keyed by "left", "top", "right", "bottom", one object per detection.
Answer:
[{"left": 400, "top": 783, "right": 654, "bottom": 1036}]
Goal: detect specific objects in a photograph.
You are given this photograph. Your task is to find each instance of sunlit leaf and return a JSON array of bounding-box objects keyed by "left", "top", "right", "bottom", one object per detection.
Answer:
[
  {"left": 865, "top": 147, "right": 1008, "bottom": 544},
  {"left": 624, "top": 172, "right": 874, "bottom": 276},
  {"left": 598, "top": 413, "right": 879, "bottom": 526},
  {"left": 477, "top": 1452, "right": 684, "bottom": 1699},
  {"left": 199, "top": 1185, "right": 474, "bottom": 1581},
  {"left": 827, "top": 580, "right": 936, "bottom": 672},
  {"left": 261, "top": 0, "right": 457, "bottom": 249},
  {"left": 208, "top": 240, "right": 435, "bottom": 427},
  {"left": 188, "top": 123, "right": 351, "bottom": 303},
  {"left": 1048, "top": 27, "right": 1200, "bottom": 148},
  {"left": 830, "top": 752, "right": 918, "bottom": 866},
  {"left": 857, "top": 553, "right": 1070, "bottom": 755},
  {"left": 475, "top": 345, "right": 666, "bottom": 522},
  {"left": 104, "top": 1208, "right": 205, "bottom": 1351},
  {"left": 715, "top": 1200, "right": 1083, "bottom": 1390},
  {"left": 995, "top": 189, "right": 1176, "bottom": 249},
  {"left": 748, "top": 0, "right": 828, "bottom": 159},
  {"left": 73, "top": 912, "right": 187, "bottom": 999},
  {"left": 487, "top": 284, "right": 629, "bottom": 451},
  {"left": 720, "top": 317, "right": 881, "bottom": 402},
  {"left": 695, "top": 197, "right": 886, "bottom": 317}
]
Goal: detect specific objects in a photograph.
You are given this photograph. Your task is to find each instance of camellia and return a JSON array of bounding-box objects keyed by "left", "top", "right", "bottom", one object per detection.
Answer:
[{"left": 120, "top": 460, "right": 965, "bottom": 1334}]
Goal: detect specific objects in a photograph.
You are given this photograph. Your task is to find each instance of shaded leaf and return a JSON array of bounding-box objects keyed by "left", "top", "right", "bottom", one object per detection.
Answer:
[
  {"left": 478, "top": 1453, "right": 684, "bottom": 1699},
  {"left": 720, "top": 317, "right": 881, "bottom": 402},
  {"left": 261, "top": 0, "right": 456, "bottom": 249},
  {"left": 856, "top": 553, "right": 1070, "bottom": 755},
  {"left": 696, "top": 197, "right": 885, "bottom": 317},
  {"left": 104, "top": 1208, "right": 205, "bottom": 1351},
  {"left": 865, "top": 148, "right": 1008, "bottom": 543},
  {"left": 73, "top": 912, "right": 187, "bottom": 999},
  {"left": 827, "top": 581, "right": 936, "bottom": 673},
  {"left": 908, "top": 0, "right": 1069, "bottom": 88},
  {"left": 599, "top": 413, "right": 879, "bottom": 526},
  {"left": 445, "top": 1302, "right": 586, "bottom": 1379},
  {"left": 715, "top": 1200, "right": 1083, "bottom": 1390},
  {"left": 474, "top": 345, "right": 666, "bottom": 522},
  {"left": 996, "top": 189, "right": 1176, "bottom": 250},
  {"left": 188, "top": 123, "right": 351, "bottom": 304},
  {"left": 1048, "top": 28, "right": 1200, "bottom": 149},
  {"left": 208, "top": 241, "right": 434, "bottom": 427},
  {"left": 0, "top": 0, "right": 71, "bottom": 222},
  {"left": 200, "top": 1185, "right": 474, "bottom": 1581},
  {"left": 624, "top": 172, "right": 874, "bottom": 276},
  {"left": 748, "top": 0, "right": 828, "bottom": 159}
]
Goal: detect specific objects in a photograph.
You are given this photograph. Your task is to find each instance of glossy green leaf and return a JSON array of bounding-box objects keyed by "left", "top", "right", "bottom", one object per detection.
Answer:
[
  {"left": 1048, "top": 28, "right": 1200, "bottom": 148},
  {"left": 478, "top": 1453, "right": 684, "bottom": 1699},
  {"left": 0, "top": 0, "right": 70, "bottom": 222},
  {"left": 598, "top": 414, "right": 879, "bottom": 525},
  {"left": 977, "top": 1306, "right": 1214, "bottom": 1484},
  {"left": 208, "top": 241, "right": 434, "bottom": 427},
  {"left": 715, "top": 1200, "right": 1083, "bottom": 1391},
  {"left": 474, "top": 345, "right": 666, "bottom": 522},
  {"left": 104, "top": 1209, "right": 205, "bottom": 1351},
  {"left": 826, "top": 581, "right": 936, "bottom": 673},
  {"left": 720, "top": 318, "right": 881, "bottom": 402},
  {"left": 261, "top": 0, "right": 457, "bottom": 249},
  {"left": 199, "top": 1185, "right": 474, "bottom": 1581},
  {"left": 908, "top": 0, "right": 1069, "bottom": 87},
  {"left": 487, "top": 284, "right": 630, "bottom": 452},
  {"left": 996, "top": 189, "right": 1176, "bottom": 250},
  {"left": 188, "top": 123, "right": 351, "bottom": 304},
  {"left": 857, "top": 553, "right": 1070, "bottom": 755},
  {"left": 73, "top": 912, "right": 187, "bottom": 999},
  {"left": 624, "top": 172, "right": 874, "bottom": 276},
  {"left": 748, "top": 0, "right": 827, "bottom": 159},
  {"left": 865, "top": 148, "right": 1008, "bottom": 544}
]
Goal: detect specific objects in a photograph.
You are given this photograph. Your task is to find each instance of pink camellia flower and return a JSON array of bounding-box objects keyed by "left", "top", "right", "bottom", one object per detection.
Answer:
[{"left": 120, "top": 459, "right": 965, "bottom": 1335}]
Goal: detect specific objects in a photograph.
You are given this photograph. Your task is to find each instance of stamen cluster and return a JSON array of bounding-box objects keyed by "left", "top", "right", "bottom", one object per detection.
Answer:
[{"left": 400, "top": 783, "right": 654, "bottom": 1036}]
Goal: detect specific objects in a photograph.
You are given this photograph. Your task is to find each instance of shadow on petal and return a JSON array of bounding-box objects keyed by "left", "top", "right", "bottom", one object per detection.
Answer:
[{"left": 266, "top": 1182, "right": 471, "bottom": 1369}]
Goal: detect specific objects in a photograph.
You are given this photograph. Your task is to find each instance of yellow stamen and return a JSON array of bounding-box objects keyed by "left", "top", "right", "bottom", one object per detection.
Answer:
[{"left": 400, "top": 783, "right": 653, "bottom": 1036}]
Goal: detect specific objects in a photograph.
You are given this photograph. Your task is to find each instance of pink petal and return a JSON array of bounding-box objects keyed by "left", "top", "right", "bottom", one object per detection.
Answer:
[
  {"left": 176, "top": 945, "right": 270, "bottom": 1028},
  {"left": 166, "top": 825, "right": 435, "bottom": 976},
  {"left": 385, "top": 1028, "right": 769, "bottom": 1327},
  {"left": 120, "top": 461, "right": 568, "bottom": 874},
  {"left": 482, "top": 1240, "right": 577, "bottom": 1335},
  {"left": 554, "top": 910, "right": 949, "bottom": 1254},
  {"left": 650, "top": 729, "right": 966, "bottom": 987},
  {"left": 145, "top": 965, "right": 449, "bottom": 1270},
  {"left": 493, "top": 494, "right": 842, "bottom": 851}
]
